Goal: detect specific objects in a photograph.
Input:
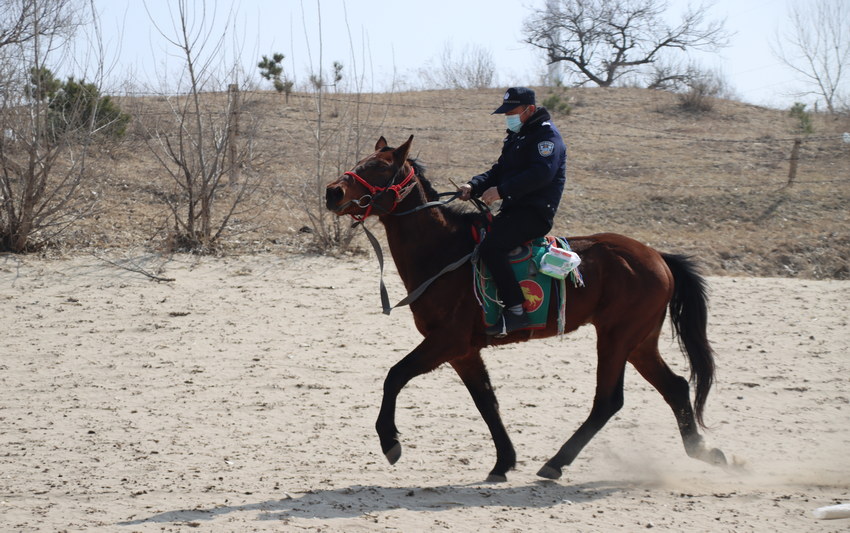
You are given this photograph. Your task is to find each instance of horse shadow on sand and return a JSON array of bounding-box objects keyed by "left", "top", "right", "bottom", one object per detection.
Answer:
[{"left": 118, "top": 479, "right": 636, "bottom": 526}]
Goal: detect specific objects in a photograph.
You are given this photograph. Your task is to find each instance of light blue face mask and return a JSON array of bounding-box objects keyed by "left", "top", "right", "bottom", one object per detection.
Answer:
[{"left": 505, "top": 114, "right": 523, "bottom": 133}]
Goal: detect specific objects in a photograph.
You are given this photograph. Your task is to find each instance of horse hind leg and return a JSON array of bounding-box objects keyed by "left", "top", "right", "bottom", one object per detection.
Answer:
[
  {"left": 537, "top": 334, "right": 629, "bottom": 480},
  {"left": 629, "top": 335, "right": 726, "bottom": 466},
  {"left": 450, "top": 351, "right": 516, "bottom": 482}
]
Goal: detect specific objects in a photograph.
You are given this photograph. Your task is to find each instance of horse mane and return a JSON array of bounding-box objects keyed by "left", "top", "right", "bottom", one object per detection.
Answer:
[
  {"left": 409, "top": 158, "right": 484, "bottom": 231},
  {"left": 409, "top": 158, "right": 438, "bottom": 199}
]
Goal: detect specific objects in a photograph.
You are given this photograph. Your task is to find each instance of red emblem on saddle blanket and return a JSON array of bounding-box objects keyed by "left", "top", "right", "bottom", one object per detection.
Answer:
[{"left": 520, "top": 280, "right": 544, "bottom": 312}]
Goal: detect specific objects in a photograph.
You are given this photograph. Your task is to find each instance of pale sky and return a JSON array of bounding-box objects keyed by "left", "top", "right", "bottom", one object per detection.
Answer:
[{"left": 79, "top": 0, "right": 821, "bottom": 109}]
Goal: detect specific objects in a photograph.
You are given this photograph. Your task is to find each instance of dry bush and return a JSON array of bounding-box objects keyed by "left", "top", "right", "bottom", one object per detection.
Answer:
[
  {"left": 418, "top": 43, "right": 497, "bottom": 90},
  {"left": 0, "top": 0, "right": 109, "bottom": 253},
  {"left": 130, "top": 3, "right": 272, "bottom": 254}
]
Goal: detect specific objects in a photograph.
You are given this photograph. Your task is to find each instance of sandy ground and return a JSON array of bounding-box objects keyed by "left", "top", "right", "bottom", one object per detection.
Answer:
[{"left": 1, "top": 251, "right": 849, "bottom": 532}]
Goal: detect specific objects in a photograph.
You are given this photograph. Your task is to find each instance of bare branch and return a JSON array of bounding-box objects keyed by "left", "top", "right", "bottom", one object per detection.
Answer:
[
  {"left": 135, "top": 0, "right": 268, "bottom": 252},
  {"left": 0, "top": 0, "right": 114, "bottom": 252},
  {"left": 772, "top": 0, "right": 849, "bottom": 113},
  {"left": 88, "top": 250, "right": 176, "bottom": 282},
  {"left": 523, "top": 0, "right": 730, "bottom": 87}
]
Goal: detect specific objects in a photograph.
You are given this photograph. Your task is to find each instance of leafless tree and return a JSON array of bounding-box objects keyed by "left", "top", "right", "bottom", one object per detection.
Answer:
[
  {"left": 419, "top": 43, "right": 497, "bottom": 90},
  {"left": 522, "top": 0, "right": 728, "bottom": 87},
  {"left": 137, "top": 0, "right": 265, "bottom": 252},
  {"left": 0, "top": 0, "right": 81, "bottom": 49},
  {"left": 645, "top": 59, "right": 732, "bottom": 111},
  {"left": 773, "top": 0, "right": 849, "bottom": 114},
  {"left": 283, "top": 0, "right": 390, "bottom": 252},
  {"left": 0, "top": 0, "right": 106, "bottom": 252},
  {"left": 646, "top": 58, "right": 698, "bottom": 91}
]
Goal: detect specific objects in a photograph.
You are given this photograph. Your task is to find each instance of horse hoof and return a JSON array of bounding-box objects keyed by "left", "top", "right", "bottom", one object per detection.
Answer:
[
  {"left": 486, "top": 473, "right": 508, "bottom": 483},
  {"left": 384, "top": 442, "right": 402, "bottom": 465},
  {"left": 536, "top": 464, "right": 562, "bottom": 480},
  {"left": 709, "top": 448, "right": 727, "bottom": 466}
]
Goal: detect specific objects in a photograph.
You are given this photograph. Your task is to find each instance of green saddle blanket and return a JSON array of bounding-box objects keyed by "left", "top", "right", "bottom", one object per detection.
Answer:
[{"left": 474, "top": 237, "right": 579, "bottom": 330}]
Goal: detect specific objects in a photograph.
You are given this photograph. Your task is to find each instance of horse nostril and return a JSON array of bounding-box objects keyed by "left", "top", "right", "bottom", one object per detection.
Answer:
[{"left": 326, "top": 186, "right": 343, "bottom": 210}]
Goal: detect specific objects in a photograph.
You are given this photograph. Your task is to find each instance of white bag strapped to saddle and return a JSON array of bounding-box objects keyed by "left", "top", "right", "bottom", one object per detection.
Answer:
[{"left": 539, "top": 243, "right": 581, "bottom": 280}]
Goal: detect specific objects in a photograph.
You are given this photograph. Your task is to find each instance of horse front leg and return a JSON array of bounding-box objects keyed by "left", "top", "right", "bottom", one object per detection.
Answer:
[
  {"left": 375, "top": 334, "right": 465, "bottom": 466},
  {"left": 450, "top": 351, "right": 516, "bottom": 482}
]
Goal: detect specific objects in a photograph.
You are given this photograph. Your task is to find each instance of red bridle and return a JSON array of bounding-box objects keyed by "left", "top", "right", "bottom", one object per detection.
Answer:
[{"left": 342, "top": 165, "right": 417, "bottom": 221}]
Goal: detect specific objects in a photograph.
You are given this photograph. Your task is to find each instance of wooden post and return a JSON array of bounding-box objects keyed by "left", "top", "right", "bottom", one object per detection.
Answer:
[
  {"left": 227, "top": 84, "right": 240, "bottom": 185},
  {"left": 786, "top": 138, "right": 801, "bottom": 188}
]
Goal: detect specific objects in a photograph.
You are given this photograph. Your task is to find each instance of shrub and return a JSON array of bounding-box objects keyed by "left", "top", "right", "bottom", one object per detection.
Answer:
[
  {"left": 541, "top": 84, "right": 573, "bottom": 115},
  {"left": 675, "top": 66, "right": 729, "bottom": 113},
  {"left": 258, "top": 53, "right": 294, "bottom": 102},
  {"left": 789, "top": 102, "right": 814, "bottom": 134},
  {"left": 29, "top": 69, "right": 130, "bottom": 140}
]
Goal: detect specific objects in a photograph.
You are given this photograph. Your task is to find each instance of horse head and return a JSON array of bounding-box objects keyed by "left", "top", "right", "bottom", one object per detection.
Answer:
[{"left": 325, "top": 135, "right": 416, "bottom": 221}]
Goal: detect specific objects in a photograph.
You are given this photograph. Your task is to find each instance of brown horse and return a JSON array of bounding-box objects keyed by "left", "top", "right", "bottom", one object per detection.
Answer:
[{"left": 325, "top": 135, "right": 726, "bottom": 482}]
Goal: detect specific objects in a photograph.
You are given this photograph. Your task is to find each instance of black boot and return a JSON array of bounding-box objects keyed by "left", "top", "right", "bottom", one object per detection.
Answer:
[{"left": 485, "top": 310, "right": 530, "bottom": 337}]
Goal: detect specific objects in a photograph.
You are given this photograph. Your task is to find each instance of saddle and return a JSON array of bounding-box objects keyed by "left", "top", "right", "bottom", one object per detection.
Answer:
[{"left": 472, "top": 235, "right": 584, "bottom": 334}]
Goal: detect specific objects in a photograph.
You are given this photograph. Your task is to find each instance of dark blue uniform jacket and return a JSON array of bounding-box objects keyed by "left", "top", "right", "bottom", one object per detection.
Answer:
[{"left": 469, "top": 107, "right": 567, "bottom": 226}]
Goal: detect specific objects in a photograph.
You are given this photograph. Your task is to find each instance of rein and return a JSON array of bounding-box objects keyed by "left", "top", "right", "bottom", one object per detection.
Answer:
[
  {"left": 340, "top": 165, "right": 490, "bottom": 315},
  {"left": 356, "top": 221, "right": 475, "bottom": 315},
  {"left": 343, "top": 163, "right": 488, "bottom": 314},
  {"left": 393, "top": 191, "right": 461, "bottom": 216}
]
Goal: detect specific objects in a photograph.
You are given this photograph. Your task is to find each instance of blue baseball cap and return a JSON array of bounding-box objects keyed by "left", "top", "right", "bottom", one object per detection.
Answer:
[{"left": 492, "top": 87, "right": 536, "bottom": 114}]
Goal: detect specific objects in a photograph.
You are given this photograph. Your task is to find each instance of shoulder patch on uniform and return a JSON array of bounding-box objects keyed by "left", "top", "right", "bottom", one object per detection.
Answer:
[{"left": 538, "top": 141, "right": 555, "bottom": 157}]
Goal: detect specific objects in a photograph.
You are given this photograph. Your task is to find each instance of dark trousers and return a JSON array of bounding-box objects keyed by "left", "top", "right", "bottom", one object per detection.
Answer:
[{"left": 478, "top": 208, "right": 552, "bottom": 309}]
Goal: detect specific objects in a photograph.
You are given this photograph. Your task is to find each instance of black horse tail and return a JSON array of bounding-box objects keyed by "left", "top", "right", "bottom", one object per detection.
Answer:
[{"left": 662, "top": 253, "right": 716, "bottom": 428}]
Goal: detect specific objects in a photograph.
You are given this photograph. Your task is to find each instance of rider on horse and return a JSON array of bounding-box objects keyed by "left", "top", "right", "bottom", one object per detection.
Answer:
[{"left": 459, "top": 87, "right": 567, "bottom": 337}]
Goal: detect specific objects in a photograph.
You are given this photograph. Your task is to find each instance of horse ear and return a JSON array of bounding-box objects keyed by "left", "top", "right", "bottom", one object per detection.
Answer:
[
  {"left": 393, "top": 135, "right": 414, "bottom": 165},
  {"left": 375, "top": 136, "right": 388, "bottom": 151}
]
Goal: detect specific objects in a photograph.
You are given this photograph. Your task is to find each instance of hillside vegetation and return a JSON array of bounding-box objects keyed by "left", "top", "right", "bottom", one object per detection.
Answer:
[{"left": 79, "top": 87, "right": 849, "bottom": 279}]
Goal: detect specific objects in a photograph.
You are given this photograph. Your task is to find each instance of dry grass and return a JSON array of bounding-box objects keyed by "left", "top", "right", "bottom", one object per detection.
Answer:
[{"left": 69, "top": 87, "right": 849, "bottom": 279}]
